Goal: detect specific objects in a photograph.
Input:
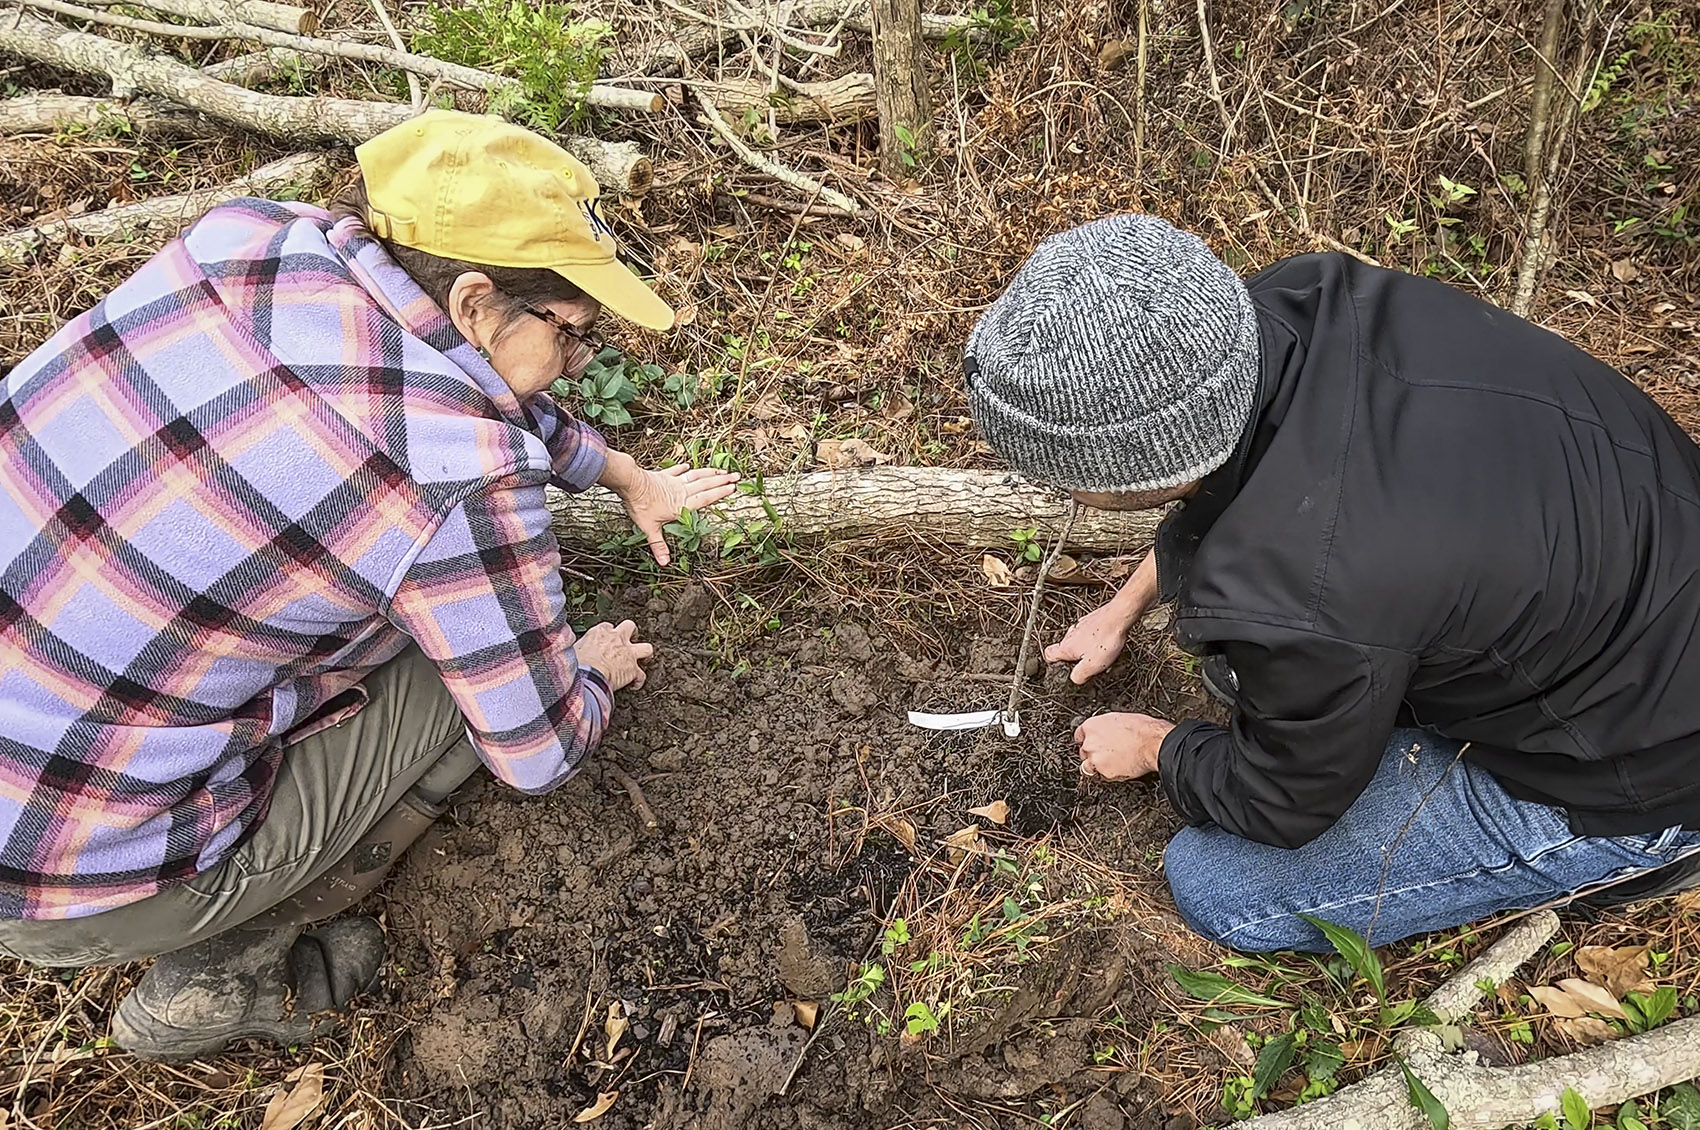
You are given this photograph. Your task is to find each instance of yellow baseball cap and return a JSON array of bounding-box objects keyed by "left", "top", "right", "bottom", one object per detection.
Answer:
[{"left": 354, "top": 110, "right": 674, "bottom": 331}]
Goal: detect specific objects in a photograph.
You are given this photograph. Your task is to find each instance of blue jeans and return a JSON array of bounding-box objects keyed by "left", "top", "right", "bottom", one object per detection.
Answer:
[{"left": 1163, "top": 729, "right": 1700, "bottom": 952}]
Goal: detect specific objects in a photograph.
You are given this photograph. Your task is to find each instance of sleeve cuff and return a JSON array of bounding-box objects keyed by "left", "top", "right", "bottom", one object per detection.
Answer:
[
  {"left": 554, "top": 421, "right": 609, "bottom": 494},
  {"left": 1158, "top": 718, "right": 1221, "bottom": 826}
]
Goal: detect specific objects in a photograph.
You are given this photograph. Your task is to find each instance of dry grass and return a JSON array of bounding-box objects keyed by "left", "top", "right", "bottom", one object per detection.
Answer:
[{"left": 3, "top": 0, "right": 1700, "bottom": 1126}]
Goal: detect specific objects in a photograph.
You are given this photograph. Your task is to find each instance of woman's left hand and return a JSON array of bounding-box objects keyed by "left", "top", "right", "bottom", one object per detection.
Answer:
[{"left": 610, "top": 461, "right": 740, "bottom": 566}]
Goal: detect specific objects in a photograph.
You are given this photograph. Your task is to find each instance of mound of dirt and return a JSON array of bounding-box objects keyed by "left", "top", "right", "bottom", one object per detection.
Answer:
[{"left": 377, "top": 583, "right": 1214, "bottom": 1129}]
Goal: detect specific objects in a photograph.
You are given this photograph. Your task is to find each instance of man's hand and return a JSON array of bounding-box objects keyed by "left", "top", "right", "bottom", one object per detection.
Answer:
[
  {"left": 1045, "top": 601, "right": 1138, "bottom": 685},
  {"left": 603, "top": 454, "right": 740, "bottom": 566},
  {"left": 1043, "top": 549, "right": 1158, "bottom": 684},
  {"left": 1074, "top": 712, "right": 1174, "bottom": 780},
  {"left": 575, "top": 620, "right": 654, "bottom": 691}
]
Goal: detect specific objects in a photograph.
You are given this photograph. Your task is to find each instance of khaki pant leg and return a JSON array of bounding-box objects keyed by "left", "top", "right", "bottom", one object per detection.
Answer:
[{"left": 0, "top": 646, "right": 467, "bottom": 967}]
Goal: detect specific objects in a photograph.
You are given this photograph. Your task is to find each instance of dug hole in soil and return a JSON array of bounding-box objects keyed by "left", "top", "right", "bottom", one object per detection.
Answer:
[{"left": 380, "top": 581, "right": 1218, "bottom": 1130}]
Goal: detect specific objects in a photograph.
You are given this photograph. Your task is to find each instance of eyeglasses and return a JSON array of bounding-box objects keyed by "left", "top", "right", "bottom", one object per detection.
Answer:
[{"left": 523, "top": 303, "right": 605, "bottom": 376}]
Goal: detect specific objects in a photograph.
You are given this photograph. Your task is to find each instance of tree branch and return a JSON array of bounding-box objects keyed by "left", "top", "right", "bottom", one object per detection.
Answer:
[
  {"left": 0, "top": 19, "right": 652, "bottom": 193},
  {"left": 693, "top": 89, "right": 861, "bottom": 212},
  {"left": 0, "top": 151, "right": 336, "bottom": 264},
  {"left": 17, "top": 0, "right": 664, "bottom": 111}
]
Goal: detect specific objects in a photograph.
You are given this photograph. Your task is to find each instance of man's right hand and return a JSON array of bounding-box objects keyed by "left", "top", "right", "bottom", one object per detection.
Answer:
[
  {"left": 1044, "top": 548, "right": 1159, "bottom": 685},
  {"left": 576, "top": 620, "right": 654, "bottom": 691},
  {"left": 1045, "top": 601, "right": 1138, "bottom": 685}
]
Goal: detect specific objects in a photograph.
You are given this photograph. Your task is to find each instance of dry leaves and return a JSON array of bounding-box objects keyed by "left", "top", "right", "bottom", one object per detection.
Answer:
[
  {"left": 881, "top": 391, "right": 916, "bottom": 421},
  {"left": 980, "top": 555, "right": 1013, "bottom": 588},
  {"left": 943, "top": 824, "right": 985, "bottom": 861},
  {"left": 816, "top": 438, "right": 892, "bottom": 468},
  {"left": 792, "top": 1000, "right": 820, "bottom": 1029},
  {"left": 573, "top": 1091, "right": 619, "bottom": 1123},
  {"left": 260, "top": 1063, "right": 325, "bottom": 1130},
  {"left": 1047, "top": 554, "right": 1095, "bottom": 585},
  {"left": 968, "top": 799, "right": 1011, "bottom": 825},
  {"left": 1529, "top": 978, "right": 1628, "bottom": 1020},
  {"left": 1204, "top": 1024, "right": 1256, "bottom": 1068},
  {"left": 604, "top": 1003, "right": 629, "bottom": 1060},
  {"left": 1575, "top": 944, "right": 1655, "bottom": 998},
  {"left": 1611, "top": 258, "right": 1640, "bottom": 283},
  {"left": 1554, "top": 1017, "right": 1616, "bottom": 1046}
]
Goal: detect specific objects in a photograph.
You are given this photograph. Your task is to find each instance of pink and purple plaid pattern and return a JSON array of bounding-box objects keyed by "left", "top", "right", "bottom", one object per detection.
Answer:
[{"left": 0, "top": 200, "right": 612, "bottom": 920}]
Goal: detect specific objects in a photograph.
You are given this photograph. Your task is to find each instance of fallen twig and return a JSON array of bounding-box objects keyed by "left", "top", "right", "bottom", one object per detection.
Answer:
[
  {"left": 0, "top": 150, "right": 336, "bottom": 264},
  {"left": 0, "top": 17, "right": 652, "bottom": 193},
  {"left": 1230, "top": 911, "right": 1700, "bottom": 1129},
  {"left": 364, "top": 0, "right": 421, "bottom": 114},
  {"left": 608, "top": 766, "right": 660, "bottom": 832},
  {"left": 0, "top": 90, "right": 206, "bottom": 138},
  {"left": 693, "top": 89, "right": 861, "bottom": 213}
]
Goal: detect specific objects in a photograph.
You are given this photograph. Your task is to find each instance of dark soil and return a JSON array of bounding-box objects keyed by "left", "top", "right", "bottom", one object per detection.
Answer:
[{"left": 377, "top": 581, "right": 1216, "bottom": 1130}]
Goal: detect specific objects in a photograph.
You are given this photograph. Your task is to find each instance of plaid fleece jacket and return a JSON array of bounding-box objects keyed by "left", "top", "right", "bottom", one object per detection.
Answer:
[{"left": 0, "top": 199, "right": 613, "bottom": 920}]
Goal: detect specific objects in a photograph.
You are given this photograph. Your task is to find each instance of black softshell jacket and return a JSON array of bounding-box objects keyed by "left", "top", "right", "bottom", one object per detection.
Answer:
[{"left": 1155, "top": 253, "right": 1700, "bottom": 848}]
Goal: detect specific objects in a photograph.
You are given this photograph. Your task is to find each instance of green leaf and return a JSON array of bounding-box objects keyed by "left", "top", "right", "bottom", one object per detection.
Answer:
[
  {"left": 903, "top": 1001, "right": 940, "bottom": 1036},
  {"left": 1561, "top": 1087, "right": 1591, "bottom": 1130},
  {"left": 1304, "top": 1039, "right": 1345, "bottom": 1084},
  {"left": 599, "top": 403, "right": 633, "bottom": 427},
  {"left": 1398, "top": 1057, "right": 1449, "bottom": 1130},
  {"left": 1624, "top": 986, "right": 1678, "bottom": 1033},
  {"left": 1300, "top": 915, "right": 1386, "bottom": 1004},
  {"left": 1166, "top": 965, "right": 1285, "bottom": 1009},
  {"left": 1665, "top": 1082, "right": 1700, "bottom": 1130},
  {"left": 1252, "top": 1031, "right": 1298, "bottom": 1098}
]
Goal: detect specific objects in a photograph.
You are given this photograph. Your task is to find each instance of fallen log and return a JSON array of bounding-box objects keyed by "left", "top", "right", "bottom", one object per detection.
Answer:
[
  {"left": 202, "top": 46, "right": 325, "bottom": 86},
  {"left": 0, "top": 20, "right": 653, "bottom": 195},
  {"left": 1232, "top": 911, "right": 1700, "bottom": 1130},
  {"left": 0, "top": 151, "right": 337, "bottom": 264},
  {"left": 16, "top": 0, "right": 664, "bottom": 112},
  {"left": 706, "top": 72, "right": 876, "bottom": 124},
  {"left": 546, "top": 468, "right": 1160, "bottom": 552},
  {"left": 0, "top": 91, "right": 207, "bottom": 139},
  {"left": 102, "top": 0, "right": 318, "bottom": 35}
]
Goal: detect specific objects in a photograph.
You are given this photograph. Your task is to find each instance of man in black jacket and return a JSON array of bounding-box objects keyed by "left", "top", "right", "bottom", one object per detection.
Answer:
[{"left": 966, "top": 214, "right": 1700, "bottom": 951}]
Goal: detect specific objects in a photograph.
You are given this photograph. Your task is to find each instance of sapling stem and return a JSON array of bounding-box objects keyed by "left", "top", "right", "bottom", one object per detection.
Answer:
[{"left": 1004, "top": 499, "right": 1079, "bottom": 737}]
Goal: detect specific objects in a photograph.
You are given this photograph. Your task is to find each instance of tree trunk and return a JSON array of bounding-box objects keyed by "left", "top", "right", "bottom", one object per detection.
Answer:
[
  {"left": 0, "top": 152, "right": 336, "bottom": 264},
  {"left": 867, "top": 0, "right": 933, "bottom": 177},
  {"left": 546, "top": 468, "right": 1160, "bottom": 552}
]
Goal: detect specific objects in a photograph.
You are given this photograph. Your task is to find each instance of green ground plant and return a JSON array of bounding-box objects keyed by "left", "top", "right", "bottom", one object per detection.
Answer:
[{"left": 415, "top": 0, "right": 612, "bottom": 131}]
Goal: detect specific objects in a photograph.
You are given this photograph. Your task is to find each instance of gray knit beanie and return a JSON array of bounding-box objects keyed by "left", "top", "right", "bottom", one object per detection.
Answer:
[{"left": 965, "top": 214, "right": 1261, "bottom": 493}]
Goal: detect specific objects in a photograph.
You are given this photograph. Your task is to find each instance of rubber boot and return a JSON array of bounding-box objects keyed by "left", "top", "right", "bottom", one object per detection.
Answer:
[
  {"left": 112, "top": 917, "right": 385, "bottom": 1062},
  {"left": 247, "top": 739, "right": 483, "bottom": 930}
]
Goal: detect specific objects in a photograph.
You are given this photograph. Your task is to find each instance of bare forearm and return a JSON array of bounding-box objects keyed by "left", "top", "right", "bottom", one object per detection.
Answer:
[{"left": 1105, "top": 548, "right": 1158, "bottom": 622}]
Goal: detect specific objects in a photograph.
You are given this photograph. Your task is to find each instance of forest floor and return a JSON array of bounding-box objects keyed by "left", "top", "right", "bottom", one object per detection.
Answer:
[{"left": 2, "top": 0, "right": 1699, "bottom": 1126}]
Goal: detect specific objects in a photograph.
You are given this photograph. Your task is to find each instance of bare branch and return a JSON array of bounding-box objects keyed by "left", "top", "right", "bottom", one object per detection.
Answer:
[
  {"left": 693, "top": 89, "right": 861, "bottom": 213},
  {"left": 0, "top": 151, "right": 337, "bottom": 264},
  {"left": 16, "top": 0, "right": 663, "bottom": 111}
]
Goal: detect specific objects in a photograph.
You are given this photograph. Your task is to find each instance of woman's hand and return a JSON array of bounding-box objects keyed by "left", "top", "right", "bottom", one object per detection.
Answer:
[
  {"left": 601, "top": 453, "right": 740, "bottom": 566},
  {"left": 575, "top": 620, "right": 654, "bottom": 692}
]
